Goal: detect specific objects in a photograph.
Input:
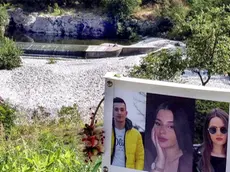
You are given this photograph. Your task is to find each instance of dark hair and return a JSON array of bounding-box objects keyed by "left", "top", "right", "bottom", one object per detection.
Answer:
[
  {"left": 202, "top": 108, "right": 229, "bottom": 172},
  {"left": 155, "top": 101, "right": 193, "bottom": 154},
  {"left": 113, "top": 97, "right": 126, "bottom": 107}
]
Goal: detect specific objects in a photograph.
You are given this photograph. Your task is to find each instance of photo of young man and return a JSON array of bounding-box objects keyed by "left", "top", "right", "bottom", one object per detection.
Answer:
[{"left": 111, "top": 97, "right": 144, "bottom": 170}]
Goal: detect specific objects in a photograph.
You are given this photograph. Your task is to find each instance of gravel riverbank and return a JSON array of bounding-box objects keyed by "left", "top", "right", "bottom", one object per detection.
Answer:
[
  {"left": 0, "top": 55, "right": 144, "bottom": 119},
  {"left": 1, "top": 38, "right": 230, "bottom": 120}
]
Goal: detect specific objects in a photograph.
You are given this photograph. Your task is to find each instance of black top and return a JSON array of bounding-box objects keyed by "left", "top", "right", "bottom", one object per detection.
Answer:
[{"left": 210, "top": 156, "right": 226, "bottom": 172}]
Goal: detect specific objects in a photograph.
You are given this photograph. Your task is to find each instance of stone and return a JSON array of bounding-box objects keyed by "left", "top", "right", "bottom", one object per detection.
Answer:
[{"left": 8, "top": 8, "right": 112, "bottom": 38}]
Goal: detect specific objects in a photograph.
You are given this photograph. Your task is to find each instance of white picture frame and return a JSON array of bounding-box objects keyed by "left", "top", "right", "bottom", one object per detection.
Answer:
[{"left": 102, "top": 72, "right": 230, "bottom": 172}]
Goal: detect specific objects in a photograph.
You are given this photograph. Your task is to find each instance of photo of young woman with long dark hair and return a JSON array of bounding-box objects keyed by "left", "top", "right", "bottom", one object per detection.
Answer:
[
  {"left": 195, "top": 108, "right": 229, "bottom": 172},
  {"left": 150, "top": 101, "right": 193, "bottom": 172}
]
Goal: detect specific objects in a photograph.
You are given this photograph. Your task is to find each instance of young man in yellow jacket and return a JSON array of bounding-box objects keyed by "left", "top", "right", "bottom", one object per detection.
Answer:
[{"left": 111, "top": 97, "right": 144, "bottom": 170}]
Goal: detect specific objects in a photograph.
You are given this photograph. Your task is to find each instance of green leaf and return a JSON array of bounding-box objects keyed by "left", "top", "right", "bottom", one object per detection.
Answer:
[
  {"left": 114, "top": 74, "right": 122, "bottom": 78},
  {"left": 92, "top": 160, "right": 102, "bottom": 172}
]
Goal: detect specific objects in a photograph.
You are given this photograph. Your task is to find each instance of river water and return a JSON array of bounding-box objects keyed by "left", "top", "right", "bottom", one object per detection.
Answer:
[{"left": 5, "top": 29, "right": 135, "bottom": 45}]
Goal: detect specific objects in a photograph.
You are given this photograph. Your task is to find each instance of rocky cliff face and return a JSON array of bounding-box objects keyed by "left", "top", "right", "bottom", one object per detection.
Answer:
[
  {"left": 7, "top": 8, "right": 164, "bottom": 39},
  {"left": 8, "top": 8, "right": 115, "bottom": 38}
]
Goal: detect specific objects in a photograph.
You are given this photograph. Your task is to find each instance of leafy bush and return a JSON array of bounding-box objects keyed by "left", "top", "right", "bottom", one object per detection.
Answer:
[
  {"left": 188, "top": 0, "right": 230, "bottom": 10},
  {"left": 58, "top": 104, "right": 82, "bottom": 125},
  {"left": 0, "top": 37, "right": 22, "bottom": 70},
  {"left": 131, "top": 5, "right": 230, "bottom": 86},
  {"left": 162, "top": 0, "right": 230, "bottom": 39},
  {"left": 156, "top": 0, "right": 189, "bottom": 20},
  {"left": 130, "top": 49, "right": 186, "bottom": 81},
  {"left": 116, "top": 21, "right": 139, "bottom": 40},
  {"left": 185, "top": 6, "right": 230, "bottom": 85},
  {"left": 106, "top": 0, "right": 142, "bottom": 21},
  {"left": 154, "top": 0, "right": 190, "bottom": 39},
  {"left": 0, "top": 102, "right": 16, "bottom": 135}
]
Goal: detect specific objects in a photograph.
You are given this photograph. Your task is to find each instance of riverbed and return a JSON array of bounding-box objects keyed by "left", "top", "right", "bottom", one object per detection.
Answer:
[{"left": 0, "top": 38, "right": 230, "bottom": 121}]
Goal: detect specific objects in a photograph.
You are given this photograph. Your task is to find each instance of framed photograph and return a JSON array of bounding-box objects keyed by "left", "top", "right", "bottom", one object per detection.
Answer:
[{"left": 102, "top": 72, "right": 230, "bottom": 172}]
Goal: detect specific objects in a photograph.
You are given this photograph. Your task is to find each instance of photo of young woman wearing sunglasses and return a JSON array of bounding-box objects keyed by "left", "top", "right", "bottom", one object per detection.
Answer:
[{"left": 194, "top": 108, "right": 229, "bottom": 172}]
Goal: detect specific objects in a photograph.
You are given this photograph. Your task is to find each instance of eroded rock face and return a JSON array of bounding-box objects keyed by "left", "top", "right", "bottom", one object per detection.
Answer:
[{"left": 8, "top": 8, "right": 113, "bottom": 38}]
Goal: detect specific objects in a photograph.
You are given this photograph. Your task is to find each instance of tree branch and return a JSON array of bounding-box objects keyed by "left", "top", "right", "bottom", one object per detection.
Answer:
[
  {"left": 193, "top": 69, "right": 205, "bottom": 86},
  {"left": 209, "top": 29, "right": 219, "bottom": 67},
  {"left": 90, "top": 97, "right": 105, "bottom": 126},
  {"left": 203, "top": 73, "right": 211, "bottom": 86}
]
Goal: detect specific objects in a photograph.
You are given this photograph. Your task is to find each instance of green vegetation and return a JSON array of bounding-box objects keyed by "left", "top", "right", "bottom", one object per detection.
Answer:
[
  {"left": 0, "top": 5, "right": 8, "bottom": 38},
  {"left": 0, "top": 101, "right": 16, "bottom": 135},
  {"left": 106, "top": 0, "right": 142, "bottom": 21},
  {"left": 130, "top": 2, "right": 230, "bottom": 86},
  {"left": 106, "top": 0, "right": 142, "bottom": 39},
  {"left": 51, "top": 3, "right": 65, "bottom": 16},
  {"left": 129, "top": 0, "right": 230, "bottom": 144},
  {"left": 130, "top": 49, "right": 185, "bottom": 81},
  {"left": 0, "top": 102, "right": 102, "bottom": 171},
  {"left": 185, "top": 6, "right": 230, "bottom": 85},
  {"left": 58, "top": 104, "right": 82, "bottom": 125},
  {"left": 1, "top": 0, "right": 143, "bottom": 39},
  {"left": 154, "top": 0, "right": 190, "bottom": 39},
  {"left": 6, "top": 0, "right": 76, "bottom": 11},
  {"left": 47, "top": 57, "right": 57, "bottom": 64},
  {"left": 0, "top": 5, "right": 22, "bottom": 70},
  {"left": 0, "top": 37, "right": 22, "bottom": 70},
  {"left": 1, "top": 0, "right": 230, "bottom": 156}
]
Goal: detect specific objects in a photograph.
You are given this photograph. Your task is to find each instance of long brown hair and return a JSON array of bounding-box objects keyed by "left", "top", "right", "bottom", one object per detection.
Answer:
[
  {"left": 155, "top": 101, "right": 193, "bottom": 155},
  {"left": 202, "top": 108, "right": 229, "bottom": 172}
]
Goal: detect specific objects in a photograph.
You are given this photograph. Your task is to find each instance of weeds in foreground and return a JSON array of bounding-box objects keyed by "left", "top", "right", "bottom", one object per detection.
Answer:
[{"left": 0, "top": 103, "right": 102, "bottom": 171}]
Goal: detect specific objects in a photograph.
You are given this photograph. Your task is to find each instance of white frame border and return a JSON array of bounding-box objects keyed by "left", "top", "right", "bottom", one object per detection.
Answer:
[{"left": 102, "top": 72, "right": 230, "bottom": 172}]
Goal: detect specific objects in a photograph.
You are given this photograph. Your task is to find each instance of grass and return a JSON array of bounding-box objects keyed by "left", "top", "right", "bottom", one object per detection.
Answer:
[
  {"left": 0, "top": 104, "right": 102, "bottom": 171},
  {"left": 47, "top": 57, "right": 57, "bottom": 64}
]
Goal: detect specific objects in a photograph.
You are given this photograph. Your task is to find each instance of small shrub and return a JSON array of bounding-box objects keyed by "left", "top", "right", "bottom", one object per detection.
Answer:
[
  {"left": 0, "top": 37, "right": 22, "bottom": 70},
  {"left": 58, "top": 104, "right": 82, "bottom": 124},
  {"left": 106, "top": 0, "right": 142, "bottom": 20},
  {"left": 116, "top": 21, "right": 139, "bottom": 40},
  {"left": 47, "top": 57, "right": 57, "bottom": 64},
  {"left": 154, "top": 0, "right": 190, "bottom": 39},
  {"left": 31, "top": 106, "right": 52, "bottom": 124},
  {"left": 0, "top": 102, "right": 17, "bottom": 135},
  {"left": 129, "top": 48, "right": 186, "bottom": 81}
]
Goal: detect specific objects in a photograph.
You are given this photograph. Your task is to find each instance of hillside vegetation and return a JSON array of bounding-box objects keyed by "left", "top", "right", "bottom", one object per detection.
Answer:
[{"left": 0, "top": 0, "right": 230, "bottom": 171}]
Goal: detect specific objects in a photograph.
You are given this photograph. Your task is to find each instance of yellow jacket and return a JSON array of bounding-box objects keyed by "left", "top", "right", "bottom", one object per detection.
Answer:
[{"left": 111, "top": 118, "right": 144, "bottom": 170}]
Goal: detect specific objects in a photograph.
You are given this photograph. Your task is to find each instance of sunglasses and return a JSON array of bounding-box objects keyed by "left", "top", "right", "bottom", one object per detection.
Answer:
[{"left": 208, "top": 126, "right": 228, "bottom": 135}]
